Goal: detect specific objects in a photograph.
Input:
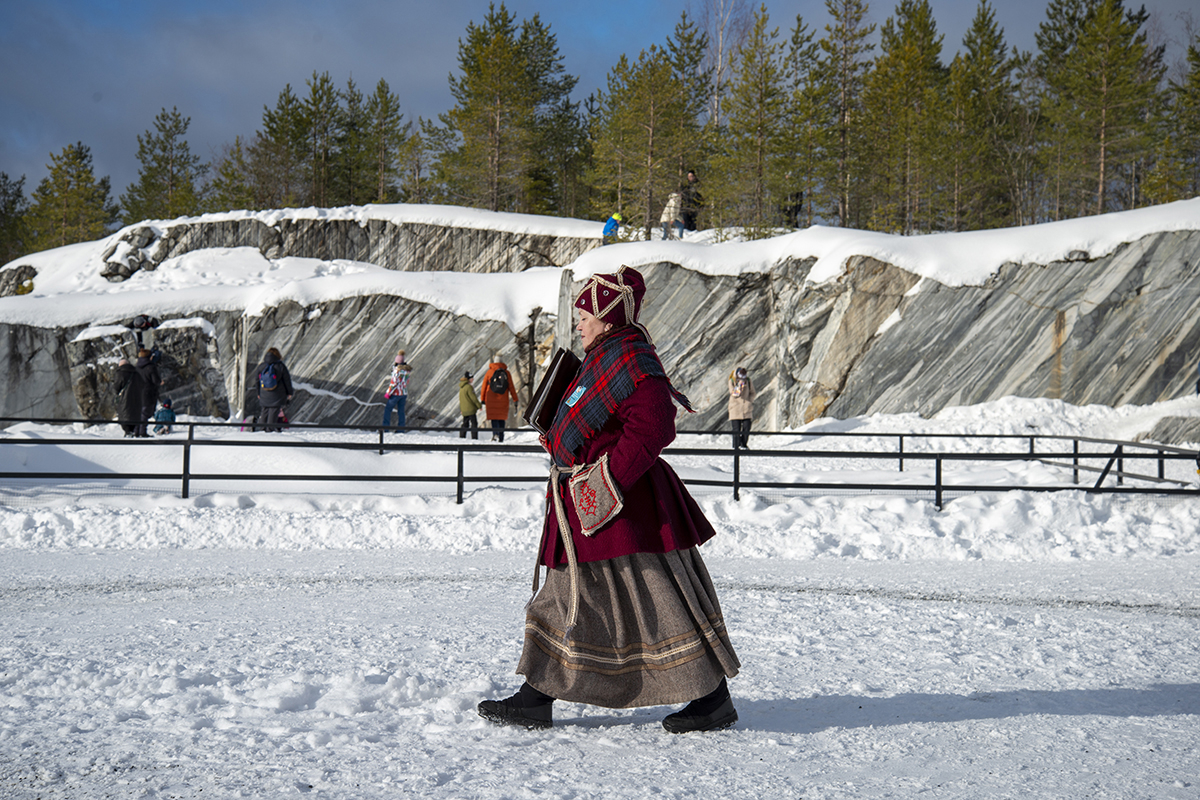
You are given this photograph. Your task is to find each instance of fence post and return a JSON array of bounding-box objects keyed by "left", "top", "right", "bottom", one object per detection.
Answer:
[
  {"left": 1073, "top": 439, "right": 1079, "bottom": 484},
  {"left": 733, "top": 446, "right": 740, "bottom": 501},
  {"left": 899, "top": 435, "right": 905, "bottom": 472},
  {"left": 378, "top": 428, "right": 385, "bottom": 457},
  {"left": 935, "top": 456, "right": 943, "bottom": 510},
  {"left": 1117, "top": 445, "right": 1124, "bottom": 486},
  {"left": 1158, "top": 448, "right": 1164, "bottom": 481},
  {"left": 181, "top": 424, "right": 194, "bottom": 499},
  {"left": 456, "top": 447, "right": 465, "bottom": 504},
  {"left": 1029, "top": 436, "right": 1035, "bottom": 455}
]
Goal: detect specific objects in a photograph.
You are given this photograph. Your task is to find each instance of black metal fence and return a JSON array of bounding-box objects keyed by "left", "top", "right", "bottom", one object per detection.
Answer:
[{"left": 2, "top": 418, "right": 1199, "bottom": 508}]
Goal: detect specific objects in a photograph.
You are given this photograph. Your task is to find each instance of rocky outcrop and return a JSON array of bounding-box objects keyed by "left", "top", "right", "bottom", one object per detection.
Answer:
[
  {"left": 4, "top": 209, "right": 1200, "bottom": 435},
  {"left": 233, "top": 295, "right": 552, "bottom": 428},
  {"left": 1141, "top": 416, "right": 1200, "bottom": 446},
  {"left": 0, "top": 322, "right": 81, "bottom": 420},
  {"left": 0, "top": 264, "right": 35, "bottom": 297},
  {"left": 67, "top": 320, "right": 230, "bottom": 421},
  {"left": 827, "top": 231, "right": 1200, "bottom": 419},
  {"left": 99, "top": 214, "right": 598, "bottom": 281}
]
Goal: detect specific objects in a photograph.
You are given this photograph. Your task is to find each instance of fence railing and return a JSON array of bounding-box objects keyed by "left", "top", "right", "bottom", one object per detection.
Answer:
[{"left": 2, "top": 418, "right": 1199, "bottom": 508}]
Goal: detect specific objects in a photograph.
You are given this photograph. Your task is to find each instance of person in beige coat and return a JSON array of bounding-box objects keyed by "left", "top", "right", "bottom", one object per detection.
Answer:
[{"left": 728, "top": 366, "right": 754, "bottom": 449}]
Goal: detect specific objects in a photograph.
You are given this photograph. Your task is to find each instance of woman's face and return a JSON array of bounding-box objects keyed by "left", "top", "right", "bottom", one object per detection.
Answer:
[{"left": 576, "top": 308, "right": 610, "bottom": 349}]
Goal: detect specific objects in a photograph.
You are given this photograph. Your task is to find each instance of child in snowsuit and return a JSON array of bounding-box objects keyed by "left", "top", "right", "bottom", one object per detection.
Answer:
[{"left": 153, "top": 398, "right": 176, "bottom": 435}]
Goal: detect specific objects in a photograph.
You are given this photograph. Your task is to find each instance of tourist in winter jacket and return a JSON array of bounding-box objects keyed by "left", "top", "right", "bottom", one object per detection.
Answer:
[
  {"left": 478, "top": 266, "right": 740, "bottom": 734},
  {"left": 134, "top": 348, "right": 162, "bottom": 438},
  {"left": 153, "top": 398, "right": 176, "bottom": 435},
  {"left": 728, "top": 366, "right": 754, "bottom": 448},
  {"left": 480, "top": 357, "right": 519, "bottom": 442},
  {"left": 113, "top": 358, "right": 144, "bottom": 437},
  {"left": 681, "top": 170, "right": 703, "bottom": 231},
  {"left": 382, "top": 349, "right": 413, "bottom": 431},
  {"left": 660, "top": 191, "right": 683, "bottom": 239},
  {"left": 254, "top": 347, "right": 293, "bottom": 432},
  {"left": 458, "top": 371, "right": 482, "bottom": 439}
]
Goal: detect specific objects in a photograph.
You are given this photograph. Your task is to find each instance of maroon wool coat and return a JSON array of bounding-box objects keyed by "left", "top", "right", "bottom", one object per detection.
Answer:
[{"left": 537, "top": 375, "right": 717, "bottom": 568}]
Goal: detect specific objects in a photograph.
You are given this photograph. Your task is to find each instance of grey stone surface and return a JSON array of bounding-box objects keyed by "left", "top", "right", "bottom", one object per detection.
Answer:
[
  {"left": 98, "top": 215, "right": 598, "bottom": 281},
  {"left": 0, "top": 264, "right": 36, "bottom": 297},
  {"left": 0, "top": 322, "right": 80, "bottom": 420},
  {"left": 1140, "top": 416, "right": 1200, "bottom": 447},
  {"left": 66, "top": 323, "right": 230, "bottom": 421},
  {"left": 5, "top": 217, "right": 1200, "bottom": 436},
  {"left": 235, "top": 295, "right": 550, "bottom": 429},
  {"left": 829, "top": 231, "right": 1200, "bottom": 419}
]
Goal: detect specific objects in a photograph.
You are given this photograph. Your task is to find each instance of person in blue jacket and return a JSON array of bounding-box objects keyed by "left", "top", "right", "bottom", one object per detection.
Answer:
[
  {"left": 602, "top": 212, "right": 623, "bottom": 245},
  {"left": 153, "top": 398, "right": 177, "bottom": 435}
]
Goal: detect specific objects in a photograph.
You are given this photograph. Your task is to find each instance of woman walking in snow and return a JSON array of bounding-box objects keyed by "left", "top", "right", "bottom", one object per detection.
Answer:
[{"left": 478, "top": 266, "right": 740, "bottom": 733}]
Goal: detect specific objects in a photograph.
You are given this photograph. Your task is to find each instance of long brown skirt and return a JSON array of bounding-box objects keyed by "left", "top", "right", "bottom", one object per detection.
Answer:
[{"left": 517, "top": 547, "right": 741, "bottom": 709}]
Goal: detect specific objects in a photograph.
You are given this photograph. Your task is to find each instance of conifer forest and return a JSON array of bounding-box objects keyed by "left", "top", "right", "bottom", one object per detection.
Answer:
[{"left": 2, "top": 0, "right": 1199, "bottom": 262}]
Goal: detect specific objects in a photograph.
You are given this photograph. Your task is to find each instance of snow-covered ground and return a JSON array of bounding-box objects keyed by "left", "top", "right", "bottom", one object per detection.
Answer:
[{"left": 2, "top": 395, "right": 1199, "bottom": 799}]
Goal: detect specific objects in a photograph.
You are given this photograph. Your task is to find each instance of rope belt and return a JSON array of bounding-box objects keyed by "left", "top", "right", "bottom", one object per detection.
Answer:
[{"left": 530, "top": 462, "right": 587, "bottom": 640}]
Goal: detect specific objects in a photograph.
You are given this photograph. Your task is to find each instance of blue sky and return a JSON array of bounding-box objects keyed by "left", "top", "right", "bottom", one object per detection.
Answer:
[{"left": 1, "top": 0, "right": 1196, "bottom": 205}]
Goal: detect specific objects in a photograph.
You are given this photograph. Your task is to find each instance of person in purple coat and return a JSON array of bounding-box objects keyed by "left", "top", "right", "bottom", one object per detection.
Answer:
[{"left": 478, "top": 266, "right": 740, "bottom": 733}]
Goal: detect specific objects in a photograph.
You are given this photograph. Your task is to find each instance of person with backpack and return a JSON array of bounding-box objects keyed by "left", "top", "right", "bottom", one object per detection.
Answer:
[
  {"left": 459, "top": 371, "right": 482, "bottom": 439},
  {"left": 382, "top": 349, "right": 413, "bottom": 432},
  {"left": 481, "top": 355, "right": 519, "bottom": 442},
  {"left": 254, "top": 347, "right": 293, "bottom": 432}
]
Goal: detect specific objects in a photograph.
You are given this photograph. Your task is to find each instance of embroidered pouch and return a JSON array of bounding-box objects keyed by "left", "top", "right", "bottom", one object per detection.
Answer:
[{"left": 568, "top": 453, "right": 624, "bottom": 537}]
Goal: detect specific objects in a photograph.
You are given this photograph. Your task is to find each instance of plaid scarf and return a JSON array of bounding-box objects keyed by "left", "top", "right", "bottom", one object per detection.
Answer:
[{"left": 547, "top": 326, "right": 692, "bottom": 468}]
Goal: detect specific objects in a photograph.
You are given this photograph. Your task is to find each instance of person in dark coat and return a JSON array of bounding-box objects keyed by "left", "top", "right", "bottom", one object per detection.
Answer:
[
  {"left": 680, "top": 170, "right": 703, "bottom": 231},
  {"left": 134, "top": 348, "right": 162, "bottom": 438},
  {"left": 113, "top": 358, "right": 144, "bottom": 437},
  {"left": 478, "top": 265, "right": 740, "bottom": 734},
  {"left": 254, "top": 347, "right": 294, "bottom": 432}
]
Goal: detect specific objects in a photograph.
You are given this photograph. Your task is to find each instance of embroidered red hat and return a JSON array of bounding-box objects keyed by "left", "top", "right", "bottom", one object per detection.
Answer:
[{"left": 574, "top": 265, "right": 646, "bottom": 326}]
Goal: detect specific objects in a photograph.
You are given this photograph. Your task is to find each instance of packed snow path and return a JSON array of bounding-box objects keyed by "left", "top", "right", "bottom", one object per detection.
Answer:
[{"left": 2, "top": 550, "right": 1197, "bottom": 799}]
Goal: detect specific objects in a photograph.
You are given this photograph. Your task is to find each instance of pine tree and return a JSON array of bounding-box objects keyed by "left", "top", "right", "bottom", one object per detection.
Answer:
[
  {"left": 1160, "top": 35, "right": 1200, "bottom": 198},
  {"left": 862, "top": 0, "right": 948, "bottom": 233},
  {"left": 591, "top": 46, "right": 690, "bottom": 237},
  {"left": 945, "top": 1, "right": 1018, "bottom": 230},
  {"left": 782, "top": 12, "right": 833, "bottom": 227},
  {"left": 251, "top": 84, "right": 310, "bottom": 208},
  {"left": 206, "top": 136, "right": 258, "bottom": 212},
  {"left": 1034, "top": 0, "right": 1100, "bottom": 219},
  {"left": 1053, "top": 0, "right": 1163, "bottom": 214},
  {"left": 0, "top": 172, "right": 30, "bottom": 263},
  {"left": 666, "top": 12, "right": 712, "bottom": 193},
  {"left": 817, "top": 0, "right": 876, "bottom": 227},
  {"left": 520, "top": 14, "right": 585, "bottom": 215},
  {"left": 712, "top": 5, "right": 788, "bottom": 237},
  {"left": 330, "top": 76, "right": 372, "bottom": 206},
  {"left": 119, "top": 107, "right": 204, "bottom": 224},
  {"left": 26, "top": 142, "right": 118, "bottom": 251},
  {"left": 434, "top": 3, "right": 534, "bottom": 211},
  {"left": 364, "top": 79, "right": 409, "bottom": 204},
  {"left": 304, "top": 71, "right": 342, "bottom": 208}
]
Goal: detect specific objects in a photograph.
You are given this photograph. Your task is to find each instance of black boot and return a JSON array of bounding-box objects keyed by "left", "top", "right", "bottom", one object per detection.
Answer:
[
  {"left": 662, "top": 678, "right": 738, "bottom": 733},
  {"left": 478, "top": 682, "right": 554, "bottom": 730}
]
